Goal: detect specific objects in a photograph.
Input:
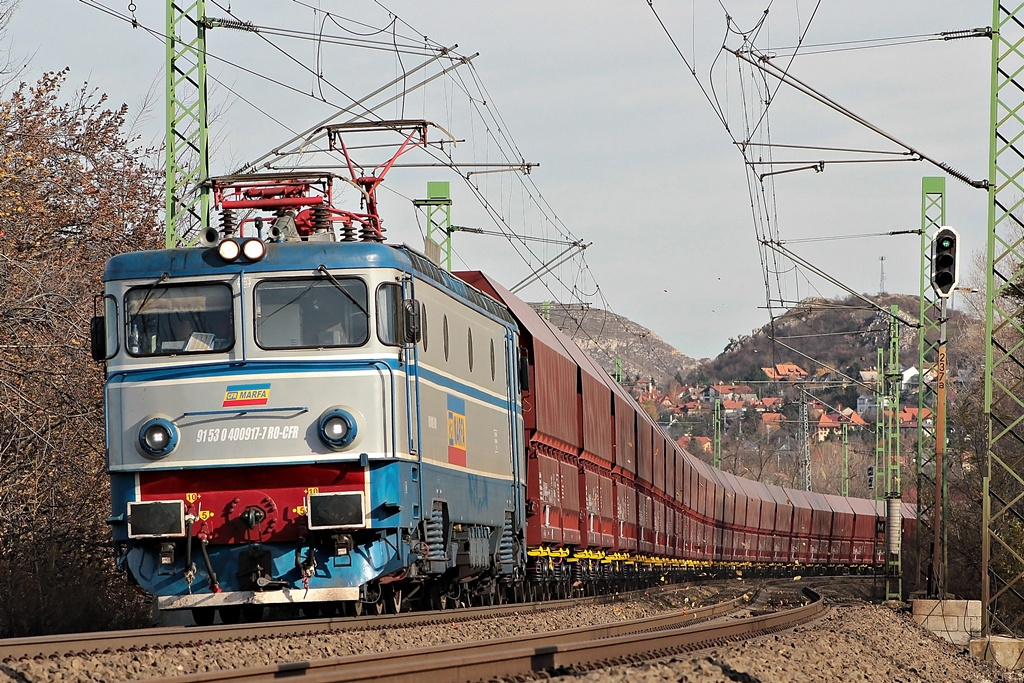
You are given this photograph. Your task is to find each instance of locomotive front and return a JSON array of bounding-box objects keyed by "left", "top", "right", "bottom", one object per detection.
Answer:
[{"left": 94, "top": 234, "right": 509, "bottom": 623}]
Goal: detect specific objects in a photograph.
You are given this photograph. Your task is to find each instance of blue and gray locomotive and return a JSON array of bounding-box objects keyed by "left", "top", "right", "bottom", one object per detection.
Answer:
[{"left": 93, "top": 173, "right": 527, "bottom": 623}]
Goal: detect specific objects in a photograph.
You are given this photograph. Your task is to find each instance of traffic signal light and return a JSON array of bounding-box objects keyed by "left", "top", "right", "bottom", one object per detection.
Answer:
[
  {"left": 931, "top": 227, "right": 960, "bottom": 298},
  {"left": 867, "top": 465, "right": 875, "bottom": 492}
]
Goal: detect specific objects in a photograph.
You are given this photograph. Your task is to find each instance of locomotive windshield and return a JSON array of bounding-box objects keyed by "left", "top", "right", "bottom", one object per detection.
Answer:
[
  {"left": 254, "top": 278, "right": 369, "bottom": 349},
  {"left": 124, "top": 283, "right": 234, "bottom": 356}
]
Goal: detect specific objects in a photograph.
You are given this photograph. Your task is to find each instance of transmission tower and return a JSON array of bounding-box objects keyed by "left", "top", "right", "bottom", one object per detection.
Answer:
[{"left": 879, "top": 255, "right": 886, "bottom": 294}]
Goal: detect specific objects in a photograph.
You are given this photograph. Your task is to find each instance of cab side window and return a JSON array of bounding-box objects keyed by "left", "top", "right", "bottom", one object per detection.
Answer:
[{"left": 376, "top": 283, "right": 403, "bottom": 346}]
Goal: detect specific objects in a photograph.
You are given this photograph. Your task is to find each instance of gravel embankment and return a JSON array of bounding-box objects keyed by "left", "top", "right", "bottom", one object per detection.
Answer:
[
  {"left": 0, "top": 584, "right": 725, "bottom": 683},
  {"left": 5, "top": 581, "right": 1023, "bottom": 683},
  {"left": 553, "top": 583, "right": 1024, "bottom": 683}
]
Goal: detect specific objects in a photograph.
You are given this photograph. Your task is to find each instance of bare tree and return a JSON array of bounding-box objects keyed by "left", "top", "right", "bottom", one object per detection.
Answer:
[{"left": 0, "top": 69, "right": 163, "bottom": 637}]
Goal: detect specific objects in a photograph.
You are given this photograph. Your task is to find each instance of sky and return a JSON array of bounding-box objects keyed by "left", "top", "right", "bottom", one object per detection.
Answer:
[{"left": 7, "top": 1, "right": 994, "bottom": 360}]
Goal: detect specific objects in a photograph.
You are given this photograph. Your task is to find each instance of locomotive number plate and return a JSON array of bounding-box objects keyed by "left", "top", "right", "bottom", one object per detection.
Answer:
[{"left": 195, "top": 425, "right": 301, "bottom": 443}]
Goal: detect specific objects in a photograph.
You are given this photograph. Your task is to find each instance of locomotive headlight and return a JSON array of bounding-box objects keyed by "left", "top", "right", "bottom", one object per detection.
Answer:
[
  {"left": 318, "top": 408, "right": 358, "bottom": 450},
  {"left": 241, "top": 238, "right": 267, "bottom": 261},
  {"left": 138, "top": 417, "right": 179, "bottom": 458},
  {"left": 218, "top": 239, "right": 241, "bottom": 262}
]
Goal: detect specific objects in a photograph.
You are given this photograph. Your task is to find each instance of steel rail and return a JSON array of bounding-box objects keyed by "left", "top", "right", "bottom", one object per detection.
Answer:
[
  {"left": 135, "top": 589, "right": 821, "bottom": 683},
  {"left": 0, "top": 584, "right": 696, "bottom": 662}
]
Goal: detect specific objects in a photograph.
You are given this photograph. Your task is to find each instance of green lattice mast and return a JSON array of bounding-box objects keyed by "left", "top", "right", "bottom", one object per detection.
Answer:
[
  {"left": 713, "top": 397, "right": 722, "bottom": 469},
  {"left": 874, "top": 348, "right": 884, "bottom": 502},
  {"left": 984, "top": 0, "right": 1024, "bottom": 637},
  {"left": 414, "top": 181, "right": 454, "bottom": 270},
  {"left": 841, "top": 422, "right": 849, "bottom": 497},
  {"left": 166, "top": 0, "right": 211, "bottom": 247},
  {"left": 885, "top": 304, "right": 902, "bottom": 601},
  {"left": 918, "top": 177, "right": 945, "bottom": 596}
]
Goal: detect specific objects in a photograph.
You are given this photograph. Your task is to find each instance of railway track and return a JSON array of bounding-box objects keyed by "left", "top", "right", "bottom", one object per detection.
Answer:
[
  {"left": 0, "top": 602, "right": 576, "bottom": 662},
  {"left": 0, "top": 583, "right": 719, "bottom": 662},
  {"left": 130, "top": 585, "right": 823, "bottom": 683},
  {"left": 1, "top": 578, "right": 859, "bottom": 683}
]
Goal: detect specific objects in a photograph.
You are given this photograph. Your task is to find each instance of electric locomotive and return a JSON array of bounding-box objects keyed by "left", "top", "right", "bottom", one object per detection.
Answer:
[
  {"left": 92, "top": 174, "right": 527, "bottom": 624},
  {"left": 92, "top": 169, "right": 915, "bottom": 625}
]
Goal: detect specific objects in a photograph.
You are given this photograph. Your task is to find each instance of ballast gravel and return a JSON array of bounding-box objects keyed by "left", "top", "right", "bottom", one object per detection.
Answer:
[
  {"left": 2, "top": 581, "right": 1022, "bottom": 683},
  {"left": 552, "top": 584, "right": 1024, "bottom": 683},
  {"left": 0, "top": 585, "right": 724, "bottom": 683}
]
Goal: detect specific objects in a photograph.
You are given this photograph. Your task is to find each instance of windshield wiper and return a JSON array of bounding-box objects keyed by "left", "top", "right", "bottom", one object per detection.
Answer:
[
  {"left": 317, "top": 265, "right": 369, "bottom": 315},
  {"left": 127, "top": 272, "right": 170, "bottom": 324}
]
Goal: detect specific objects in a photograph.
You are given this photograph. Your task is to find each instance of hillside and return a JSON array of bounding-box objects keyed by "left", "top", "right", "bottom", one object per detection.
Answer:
[
  {"left": 685, "top": 293, "right": 979, "bottom": 389},
  {"left": 534, "top": 293, "right": 980, "bottom": 400},
  {"left": 529, "top": 303, "right": 698, "bottom": 388}
]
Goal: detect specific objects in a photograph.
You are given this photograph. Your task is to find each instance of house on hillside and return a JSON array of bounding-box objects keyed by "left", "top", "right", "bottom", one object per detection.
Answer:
[
  {"left": 705, "top": 384, "right": 757, "bottom": 402},
  {"left": 838, "top": 406, "right": 866, "bottom": 425},
  {"left": 721, "top": 400, "right": 746, "bottom": 417},
  {"left": 752, "top": 397, "right": 783, "bottom": 412},
  {"left": 815, "top": 410, "right": 868, "bottom": 441},
  {"left": 857, "top": 393, "right": 896, "bottom": 419},
  {"left": 901, "top": 366, "right": 919, "bottom": 391},
  {"left": 762, "top": 363, "right": 808, "bottom": 382},
  {"left": 899, "top": 406, "right": 933, "bottom": 429},
  {"left": 762, "top": 412, "right": 785, "bottom": 433},
  {"left": 672, "top": 400, "right": 702, "bottom": 415}
]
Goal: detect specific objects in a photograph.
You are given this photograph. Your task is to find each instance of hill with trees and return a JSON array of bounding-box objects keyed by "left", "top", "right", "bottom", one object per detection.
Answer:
[{"left": 532, "top": 302, "right": 698, "bottom": 388}]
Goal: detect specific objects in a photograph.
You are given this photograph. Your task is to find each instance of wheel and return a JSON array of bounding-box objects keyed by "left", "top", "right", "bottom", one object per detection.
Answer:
[
  {"left": 241, "top": 604, "right": 265, "bottom": 622},
  {"left": 428, "top": 582, "right": 448, "bottom": 611},
  {"left": 300, "top": 604, "right": 323, "bottom": 619},
  {"left": 218, "top": 606, "right": 242, "bottom": 624},
  {"left": 387, "top": 586, "right": 403, "bottom": 614},
  {"left": 191, "top": 607, "right": 215, "bottom": 626}
]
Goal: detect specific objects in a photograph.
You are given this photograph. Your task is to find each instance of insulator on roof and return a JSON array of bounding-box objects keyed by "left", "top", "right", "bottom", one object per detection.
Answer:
[
  {"left": 219, "top": 208, "right": 236, "bottom": 237},
  {"left": 313, "top": 205, "right": 331, "bottom": 234}
]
